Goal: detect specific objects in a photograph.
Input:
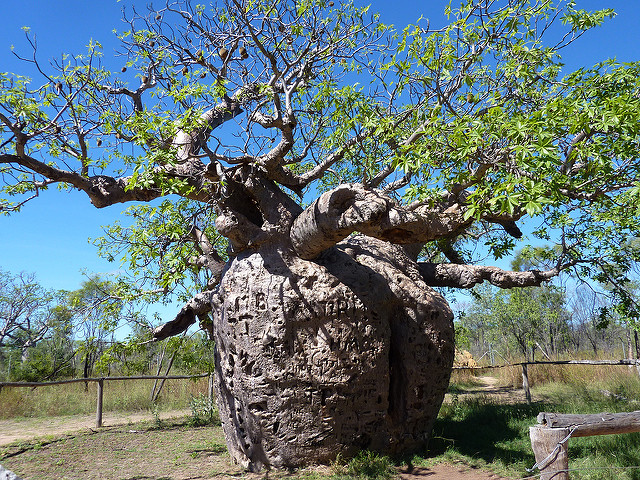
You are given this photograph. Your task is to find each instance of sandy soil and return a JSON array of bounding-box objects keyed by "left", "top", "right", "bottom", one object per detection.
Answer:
[
  {"left": 399, "top": 464, "right": 510, "bottom": 480},
  {"left": 448, "top": 375, "right": 529, "bottom": 404},
  {"left": 0, "top": 409, "right": 190, "bottom": 446}
]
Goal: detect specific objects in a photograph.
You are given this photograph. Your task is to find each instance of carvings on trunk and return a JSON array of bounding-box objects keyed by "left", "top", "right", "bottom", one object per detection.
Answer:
[{"left": 209, "top": 236, "right": 454, "bottom": 470}]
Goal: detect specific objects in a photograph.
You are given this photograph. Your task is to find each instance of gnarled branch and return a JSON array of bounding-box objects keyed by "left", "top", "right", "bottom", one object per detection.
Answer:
[
  {"left": 290, "top": 183, "right": 520, "bottom": 260},
  {"left": 417, "top": 261, "right": 577, "bottom": 289},
  {"left": 152, "top": 290, "right": 214, "bottom": 341}
]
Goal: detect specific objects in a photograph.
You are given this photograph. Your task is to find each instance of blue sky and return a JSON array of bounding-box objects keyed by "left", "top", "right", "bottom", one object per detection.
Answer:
[{"left": 0, "top": 0, "right": 639, "bottom": 318}]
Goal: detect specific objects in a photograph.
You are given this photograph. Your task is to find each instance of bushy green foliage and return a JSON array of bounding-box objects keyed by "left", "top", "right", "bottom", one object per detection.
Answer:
[
  {"left": 188, "top": 393, "right": 220, "bottom": 427},
  {"left": 332, "top": 450, "right": 397, "bottom": 480}
]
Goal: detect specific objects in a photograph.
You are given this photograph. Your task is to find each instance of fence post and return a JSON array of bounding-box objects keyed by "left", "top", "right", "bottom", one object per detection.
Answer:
[
  {"left": 522, "top": 363, "right": 532, "bottom": 403},
  {"left": 208, "top": 373, "right": 214, "bottom": 404},
  {"left": 96, "top": 378, "right": 104, "bottom": 428},
  {"left": 530, "top": 425, "right": 570, "bottom": 480}
]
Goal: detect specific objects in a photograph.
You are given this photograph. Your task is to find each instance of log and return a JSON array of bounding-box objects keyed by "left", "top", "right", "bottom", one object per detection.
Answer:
[
  {"left": 530, "top": 425, "right": 570, "bottom": 480},
  {"left": 537, "top": 411, "right": 640, "bottom": 437}
]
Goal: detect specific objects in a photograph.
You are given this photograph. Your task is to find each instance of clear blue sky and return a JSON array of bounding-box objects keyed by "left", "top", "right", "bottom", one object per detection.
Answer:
[{"left": 0, "top": 1, "right": 638, "bottom": 317}]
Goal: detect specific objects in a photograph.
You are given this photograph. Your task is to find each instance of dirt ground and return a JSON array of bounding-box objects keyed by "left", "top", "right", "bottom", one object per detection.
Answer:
[
  {"left": 450, "top": 375, "right": 528, "bottom": 404},
  {"left": 399, "top": 464, "right": 509, "bottom": 480},
  {"left": 0, "top": 373, "right": 516, "bottom": 446},
  {"left": 0, "top": 409, "right": 190, "bottom": 446},
  {"left": 0, "top": 377, "right": 518, "bottom": 480}
]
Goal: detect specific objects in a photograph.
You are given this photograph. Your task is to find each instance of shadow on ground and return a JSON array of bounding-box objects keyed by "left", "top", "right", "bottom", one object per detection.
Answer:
[{"left": 427, "top": 398, "right": 547, "bottom": 470}]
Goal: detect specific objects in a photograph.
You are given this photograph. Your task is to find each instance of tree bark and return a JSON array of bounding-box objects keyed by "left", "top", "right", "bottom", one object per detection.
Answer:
[{"left": 206, "top": 235, "right": 454, "bottom": 470}]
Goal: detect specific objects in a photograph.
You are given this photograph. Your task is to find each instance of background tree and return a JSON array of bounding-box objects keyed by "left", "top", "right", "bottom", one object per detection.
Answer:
[
  {"left": 460, "top": 282, "right": 569, "bottom": 361},
  {"left": 65, "top": 276, "right": 124, "bottom": 382},
  {"left": 591, "top": 239, "right": 640, "bottom": 359},
  {"left": 567, "top": 284, "right": 612, "bottom": 355},
  {"left": 2, "top": 0, "right": 640, "bottom": 470},
  {"left": 0, "top": 268, "right": 75, "bottom": 381},
  {"left": 0, "top": 268, "right": 58, "bottom": 362}
]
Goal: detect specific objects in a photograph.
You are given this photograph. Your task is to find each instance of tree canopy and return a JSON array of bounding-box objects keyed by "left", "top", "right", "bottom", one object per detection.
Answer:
[{"left": 1, "top": 0, "right": 639, "bottom": 333}]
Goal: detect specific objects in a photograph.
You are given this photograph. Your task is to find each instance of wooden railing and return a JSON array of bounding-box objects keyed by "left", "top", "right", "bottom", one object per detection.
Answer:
[
  {"left": 530, "top": 411, "right": 640, "bottom": 479},
  {"left": 453, "top": 359, "right": 640, "bottom": 479},
  {"left": 454, "top": 359, "right": 640, "bottom": 404},
  {"left": 0, "top": 373, "right": 214, "bottom": 428}
]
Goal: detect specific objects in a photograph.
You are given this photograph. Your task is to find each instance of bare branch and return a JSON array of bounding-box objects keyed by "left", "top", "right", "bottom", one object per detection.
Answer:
[
  {"left": 152, "top": 290, "right": 214, "bottom": 341},
  {"left": 417, "top": 261, "right": 577, "bottom": 289},
  {"left": 290, "top": 184, "right": 472, "bottom": 260}
]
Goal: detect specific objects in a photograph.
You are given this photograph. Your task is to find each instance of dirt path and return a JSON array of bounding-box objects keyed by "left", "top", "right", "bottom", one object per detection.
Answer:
[
  {"left": 447, "top": 375, "right": 528, "bottom": 404},
  {"left": 400, "top": 464, "right": 509, "bottom": 480},
  {"left": 0, "top": 409, "right": 190, "bottom": 446}
]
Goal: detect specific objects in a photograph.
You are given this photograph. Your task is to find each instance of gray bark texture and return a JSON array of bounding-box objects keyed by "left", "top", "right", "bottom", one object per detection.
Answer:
[
  {"left": 0, "top": 464, "right": 23, "bottom": 480},
  {"left": 207, "top": 235, "right": 454, "bottom": 470}
]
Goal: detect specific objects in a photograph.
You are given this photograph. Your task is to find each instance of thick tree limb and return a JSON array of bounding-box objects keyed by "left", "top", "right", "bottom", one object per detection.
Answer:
[
  {"left": 0, "top": 154, "right": 166, "bottom": 207},
  {"left": 290, "top": 184, "right": 451, "bottom": 259},
  {"left": 417, "top": 262, "right": 576, "bottom": 289},
  {"left": 152, "top": 290, "right": 214, "bottom": 341},
  {"left": 290, "top": 184, "right": 519, "bottom": 260}
]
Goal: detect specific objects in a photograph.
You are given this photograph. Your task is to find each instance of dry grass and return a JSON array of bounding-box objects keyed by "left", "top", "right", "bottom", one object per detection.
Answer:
[
  {"left": 494, "top": 362, "right": 640, "bottom": 392},
  {"left": 0, "top": 377, "right": 210, "bottom": 419},
  {"left": 449, "top": 369, "right": 483, "bottom": 385}
]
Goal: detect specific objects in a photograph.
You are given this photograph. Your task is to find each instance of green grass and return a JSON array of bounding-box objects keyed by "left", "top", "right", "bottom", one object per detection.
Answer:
[
  {"left": 424, "top": 372, "right": 640, "bottom": 479},
  {"left": 332, "top": 451, "right": 397, "bottom": 480}
]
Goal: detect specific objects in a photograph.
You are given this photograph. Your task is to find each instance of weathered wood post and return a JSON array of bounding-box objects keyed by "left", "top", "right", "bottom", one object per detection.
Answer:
[
  {"left": 96, "top": 379, "right": 104, "bottom": 428},
  {"left": 531, "top": 411, "right": 640, "bottom": 480},
  {"left": 522, "top": 363, "right": 532, "bottom": 403},
  {"left": 529, "top": 425, "right": 570, "bottom": 480},
  {"left": 208, "top": 373, "right": 214, "bottom": 404}
]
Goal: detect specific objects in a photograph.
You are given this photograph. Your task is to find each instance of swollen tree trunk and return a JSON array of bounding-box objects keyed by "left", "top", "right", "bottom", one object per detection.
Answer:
[
  {"left": 207, "top": 235, "right": 454, "bottom": 470},
  {"left": 151, "top": 178, "right": 550, "bottom": 471}
]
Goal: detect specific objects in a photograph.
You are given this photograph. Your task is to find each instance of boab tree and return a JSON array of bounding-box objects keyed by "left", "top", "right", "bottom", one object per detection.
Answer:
[{"left": 2, "top": 0, "right": 640, "bottom": 470}]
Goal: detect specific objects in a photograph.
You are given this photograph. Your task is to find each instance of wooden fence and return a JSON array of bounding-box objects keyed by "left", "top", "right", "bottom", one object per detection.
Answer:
[
  {"left": 0, "top": 373, "right": 214, "bottom": 428},
  {"left": 530, "top": 411, "right": 640, "bottom": 479},
  {"left": 454, "top": 359, "right": 640, "bottom": 479},
  {"left": 4, "top": 359, "right": 640, "bottom": 478},
  {"left": 453, "top": 358, "right": 640, "bottom": 404}
]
